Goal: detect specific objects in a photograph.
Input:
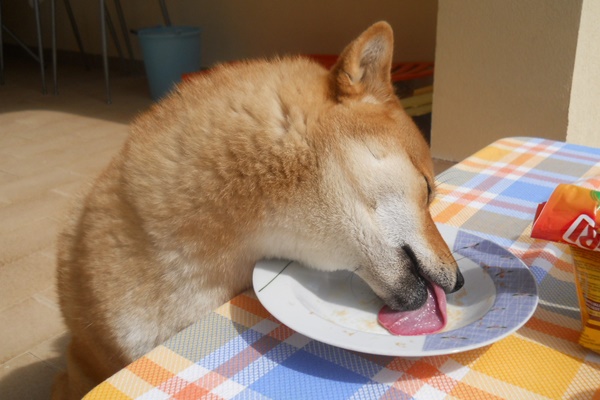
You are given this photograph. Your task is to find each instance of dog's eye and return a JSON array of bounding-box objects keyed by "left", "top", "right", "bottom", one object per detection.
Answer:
[{"left": 425, "top": 177, "right": 433, "bottom": 204}]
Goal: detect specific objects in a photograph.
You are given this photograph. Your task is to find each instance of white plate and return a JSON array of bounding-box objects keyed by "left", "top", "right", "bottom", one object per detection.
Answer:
[{"left": 253, "top": 224, "right": 538, "bottom": 356}]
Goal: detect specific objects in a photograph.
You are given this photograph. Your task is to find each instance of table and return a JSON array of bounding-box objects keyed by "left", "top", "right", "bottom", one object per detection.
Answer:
[{"left": 84, "top": 137, "right": 600, "bottom": 399}]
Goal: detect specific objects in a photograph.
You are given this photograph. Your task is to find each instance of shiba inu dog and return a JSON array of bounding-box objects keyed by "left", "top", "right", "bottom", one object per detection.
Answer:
[{"left": 52, "top": 21, "right": 464, "bottom": 399}]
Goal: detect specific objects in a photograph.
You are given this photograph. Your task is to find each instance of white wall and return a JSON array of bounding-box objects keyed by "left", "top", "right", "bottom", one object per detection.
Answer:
[
  {"left": 431, "top": 0, "right": 583, "bottom": 161},
  {"left": 3, "top": 0, "right": 438, "bottom": 67},
  {"left": 566, "top": 0, "right": 600, "bottom": 148}
]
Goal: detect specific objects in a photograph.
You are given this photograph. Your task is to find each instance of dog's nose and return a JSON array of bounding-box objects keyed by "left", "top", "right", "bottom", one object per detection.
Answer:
[
  {"left": 391, "top": 284, "right": 428, "bottom": 312},
  {"left": 450, "top": 269, "right": 465, "bottom": 293}
]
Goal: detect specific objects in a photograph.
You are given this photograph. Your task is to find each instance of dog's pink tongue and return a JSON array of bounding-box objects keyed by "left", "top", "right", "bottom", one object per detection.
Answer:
[{"left": 378, "top": 283, "right": 447, "bottom": 336}]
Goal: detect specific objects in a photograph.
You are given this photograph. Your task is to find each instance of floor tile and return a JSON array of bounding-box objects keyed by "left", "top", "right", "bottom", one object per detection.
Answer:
[
  {"left": 0, "top": 167, "right": 85, "bottom": 204},
  {"left": 29, "top": 332, "right": 71, "bottom": 372},
  {"left": 0, "top": 192, "right": 70, "bottom": 237},
  {"left": 0, "top": 251, "right": 56, "bottom": 311},
  {"left": 0, "top": 297, "right": 66, "bottom": 364},
  {"left": 33, "top": 285, "right": 61, "bottom": 311},
  {"left": 0, "top": 218, "right": 60, "bottom": 265},
  {"left": 0, "top": 352, "right": 62, "bottom": 400}
]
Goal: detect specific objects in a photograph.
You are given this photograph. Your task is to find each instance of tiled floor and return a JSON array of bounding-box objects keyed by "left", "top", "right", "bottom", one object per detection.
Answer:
[
  {"left": 0, "top": 51, "right": 152, "bottom": 399},
  {"left": 0, "top": 51, "right": 454, "bottom": 400}
]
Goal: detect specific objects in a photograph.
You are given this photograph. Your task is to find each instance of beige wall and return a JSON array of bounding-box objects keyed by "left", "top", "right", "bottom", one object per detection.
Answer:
[
  {"left": 566, "top": 0, "right": 600, "bottom": 148},
  {"left": 3, "top": 0, "right": 438, "bottom": 67},
  {"left": 431, "top": 0, "right": 583, "bottom": 161}
]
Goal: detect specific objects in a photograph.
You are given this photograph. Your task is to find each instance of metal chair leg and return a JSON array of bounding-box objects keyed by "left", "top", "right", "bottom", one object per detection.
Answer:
[
  {"left": 100, "top": 0, "right": 111, "bottom": 104},
  {"left": 104, "top": 1, "right": 125, "bottom": 74},
  {"left": 63, "top": 0, "right": 90, "bottom": 70},
  {"left": 0, "top": 0, "right": 4, "bottom": 85},
  {"left": 159, "top": 0, "right": 171, "bottom": 26},
  {"left": 33, "top": 0, "right": 47, "bottom": 94},
  {"left": 3, "top": 25, "right": 40, "bottom": 61},
  {"left": 51, "top": 0, "right": 57, "bottom": 95},
  {"left": 113, "top": 0, "right": 134, "bottom": 72},
  {"left": 99, "top": 0, "right": 172, "bottom": 103}
]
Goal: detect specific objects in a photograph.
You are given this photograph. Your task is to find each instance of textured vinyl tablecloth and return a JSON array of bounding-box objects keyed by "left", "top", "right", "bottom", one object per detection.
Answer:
[{"left": 85, "top": 137, "right": 600, "bottom": 400}]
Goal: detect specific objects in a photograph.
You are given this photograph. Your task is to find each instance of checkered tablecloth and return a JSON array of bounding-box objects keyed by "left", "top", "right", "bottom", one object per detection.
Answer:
[{"left": 85, "top": 137, "right": 600, "bottom": 400}]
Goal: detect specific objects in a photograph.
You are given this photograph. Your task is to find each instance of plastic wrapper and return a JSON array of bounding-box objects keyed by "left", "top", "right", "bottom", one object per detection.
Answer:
[{"left": 531, "top": 183, "right": 600, "bottom": 354}]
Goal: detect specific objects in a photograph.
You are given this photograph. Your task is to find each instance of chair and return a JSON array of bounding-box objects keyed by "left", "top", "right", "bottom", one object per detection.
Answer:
[
  {"left": 100, "top": 0, "right": 171, "bottom": 104},
  {"left": 0, "top": 0, "right": 90, "bottom": 95},
  {"left": 0, "top": 0, "right": 56, "bottom": 94}
]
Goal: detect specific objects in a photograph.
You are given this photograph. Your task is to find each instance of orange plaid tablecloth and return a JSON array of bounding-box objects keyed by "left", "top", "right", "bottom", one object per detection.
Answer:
[{"left": 86, "top": 137, "right": 600, "bottom": 400}]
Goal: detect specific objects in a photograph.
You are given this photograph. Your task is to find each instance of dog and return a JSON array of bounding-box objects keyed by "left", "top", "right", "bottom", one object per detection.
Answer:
[{"left": 51, "top": 21, "right": 463, "bottom": 399}]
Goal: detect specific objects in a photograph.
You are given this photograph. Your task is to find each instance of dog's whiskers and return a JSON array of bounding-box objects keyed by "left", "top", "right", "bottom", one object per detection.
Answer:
[{"left": 434, "top": 174, "right": 454, "bottom": 186}]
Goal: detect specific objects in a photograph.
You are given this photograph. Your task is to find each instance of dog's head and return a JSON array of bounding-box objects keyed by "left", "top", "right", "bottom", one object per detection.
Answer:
[{"left": 259, "top": 22, "right": 463, "bottom": 311}]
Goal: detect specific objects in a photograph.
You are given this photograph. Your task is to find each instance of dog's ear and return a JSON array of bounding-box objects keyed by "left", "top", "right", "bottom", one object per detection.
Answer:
[{"left": 331, "top": 21, "right": 395, "bottom": 102}]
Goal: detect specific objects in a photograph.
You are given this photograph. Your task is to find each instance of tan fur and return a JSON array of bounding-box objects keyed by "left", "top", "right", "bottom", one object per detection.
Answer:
[{"left": 52, "top": 22, "right": 462, "bottom": 399}]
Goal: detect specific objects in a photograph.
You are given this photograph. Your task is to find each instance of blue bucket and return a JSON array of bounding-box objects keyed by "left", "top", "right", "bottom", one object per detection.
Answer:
[{"left": 138, "top": 26, "right": 202, "bottom": 101}]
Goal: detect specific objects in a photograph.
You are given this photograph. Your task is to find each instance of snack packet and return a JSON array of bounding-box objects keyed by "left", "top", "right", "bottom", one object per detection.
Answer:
[{"left": 531, "top": 183, "right": 600, "bottom": 354}]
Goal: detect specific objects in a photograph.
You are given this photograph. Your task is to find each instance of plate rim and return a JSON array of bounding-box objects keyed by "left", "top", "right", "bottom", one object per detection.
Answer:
[{"left": 252, "top": 224, "right": 539, "bottom": 357}]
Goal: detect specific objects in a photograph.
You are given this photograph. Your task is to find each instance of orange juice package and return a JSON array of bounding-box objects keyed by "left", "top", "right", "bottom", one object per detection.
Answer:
[{"left": 531, "top": 183, "right": 600, "bottom": 354}]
